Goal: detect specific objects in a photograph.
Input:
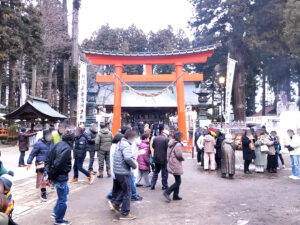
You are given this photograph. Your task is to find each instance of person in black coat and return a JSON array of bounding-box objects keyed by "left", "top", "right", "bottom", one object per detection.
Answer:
[
  {"left": 84, "top": 124, "right": 98, "bottom": 174},
  {"left": 215, "top": 131, "right": 225, "bottom": 170},
  {"left": 70, "top": 127, "right": 95, "bottom": 184},
  {"left": 46, "top": 129, "right": 73, "bottom": 225},
  {"left": 150, "top": 130, "right": 169, "bottom": 190},
  {"left": 242, "top": 130, "right": 256, "bottom": 174}
]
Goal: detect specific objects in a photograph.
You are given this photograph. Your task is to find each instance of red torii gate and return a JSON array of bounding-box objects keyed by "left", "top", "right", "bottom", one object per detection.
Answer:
[{"left": 85, "top": 45, "right": 217, "bottom": 140}]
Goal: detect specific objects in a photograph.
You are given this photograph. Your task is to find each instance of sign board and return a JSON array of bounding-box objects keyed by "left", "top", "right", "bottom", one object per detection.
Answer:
[
  {"left": 224, "top": 55, "right": 237, "bottom": 124},
  {"left": 77, "top": 61, "right": 88, "bottom": 124}
]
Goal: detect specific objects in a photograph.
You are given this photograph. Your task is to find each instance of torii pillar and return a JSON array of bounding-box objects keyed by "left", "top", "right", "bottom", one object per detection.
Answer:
[
  {"left": 175, "top": 62, "right": 187, "bottom": 140},
  {"left": 85, "top": 45, "right": 218, "bottom": 140},
  {"left": 113, "top": 64, "right": 123, "bottom": 135}
]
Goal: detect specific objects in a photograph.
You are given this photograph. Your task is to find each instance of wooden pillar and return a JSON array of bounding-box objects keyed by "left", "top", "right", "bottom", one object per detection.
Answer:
[
  {"left": 112, "top": 64, "right": 123, "bottom": 135},
  {"left": 146, "top": 64, "right": 152, "bottom": 75},
  {"left": 175, "top": 63, "right": 187, "bottom": 140}
]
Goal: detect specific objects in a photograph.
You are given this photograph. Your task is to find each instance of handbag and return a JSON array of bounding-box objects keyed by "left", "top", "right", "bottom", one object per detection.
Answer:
[
  {"left": 35, "top": 161, "right": 45, "bottom": 173},
  {"left": 249, "top": 141, "right": 255, "bottom": 151},
  {"left": 260, "top": 145, "right": 269, "bottom": 153}
]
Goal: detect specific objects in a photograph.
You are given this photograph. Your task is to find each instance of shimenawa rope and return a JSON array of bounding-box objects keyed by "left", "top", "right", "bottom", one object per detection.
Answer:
[{"left": 113, "top": 71, "right": 185, "bottom": 97}]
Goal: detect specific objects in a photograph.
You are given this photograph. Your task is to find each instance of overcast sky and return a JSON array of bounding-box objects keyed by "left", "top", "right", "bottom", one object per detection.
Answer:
[{"left": 68, "top": 0, "right": 194, "bottom": 43}]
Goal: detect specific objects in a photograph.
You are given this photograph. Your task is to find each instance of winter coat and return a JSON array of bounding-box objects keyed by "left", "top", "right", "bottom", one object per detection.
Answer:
[
  {"left": 266, "top": 136, "right": 276, "bottom": 155},
  {"left": 194, "top": 131, "right": 201, "bottom": 152},
  {"left": 96, "top": 128, "right": 113, "bottom": 152},
  {"left": 167, "top": 139, "right": 184, "bottom": 175},
  {"left": 196, "top": 135, "right": 204, "bottom": 151},
  {"left": 0, "top": 161, "right": 7, "bottom": 176},
  {"left": 152, "top": 134, "right": 169, "bottom": 164},
  {"left": 221, "top": 139, "right": 236, "bottom": 175},
  {"left": 289, "top": 134, "right": 300, "bottom": 156},
  {"left": 203, "top": 135, "right": 216, "bottom": 153},
  {"left": 18, "top": 133, "right": 30, "bottom": 152},
  {"left": 216, "top": 133, "right": 225, "bottom": 158},
  {"left": 74, "top": 134, "right": 88, "bottom": 160},
  {"left": 85, "top": 129, "right": 97, "bottom": 152},
  {"left": 113, "top": 138, "right": 137, "bottom": 175},
  {"left": 137, "top": 140, "right": 150, "bottom": 171},
  {"left": 242, "top": 135, "right": 256, "bottom": 161},
  {"left": 46, "top": 140, "right": 72, "bottom": 182},
  {"left": 51, "top": 131, "right": 62, "bottom": 145},
  {"left": 0, "top": 212, "right": 8, "bottom": 225},
  {"left": 27, "top": 138, "right": 54, "bottom": 164},
  {"left": 110, "top": 144, "right": 117, "bottom": 179},
  {"left": 254, "top": 137, "right": 267, "bottom": 166}
]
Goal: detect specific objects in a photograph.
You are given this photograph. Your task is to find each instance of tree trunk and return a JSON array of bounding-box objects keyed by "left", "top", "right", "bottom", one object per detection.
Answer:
[
  {"left": 70, "top": 2, "right": 79, "bottom": 119},
  {"left": 47, "top": 55, "right": 54, "bottom": 105},
  {"left": 63, "top": 0, "right": 68, "bottom": 28},
  {"left": 36, "top": 72, "right": 42, "bottom": 97},
  {"left": 233, "top": 50, "right": 246, "bottom": 121},
  {"left": 0, "top": 62, "right": 2, "bottom": 105},
  {"left": 8, "top": 58, "right": 16, "bottom": 110},
  {"left": 72, "top": 5, "right": 79, "bottom": 67},
  {"left": 262, "top": 72, "right": 266, "bottom": 116},
  {"left": 31, "top": 64, "right": 37, "bottom": 96},
  {"left": 63, "top": 58, "right": 69, "bottom": 115},
  {"left": 53, "top": 70, "right": 58, "bottom": 110}
]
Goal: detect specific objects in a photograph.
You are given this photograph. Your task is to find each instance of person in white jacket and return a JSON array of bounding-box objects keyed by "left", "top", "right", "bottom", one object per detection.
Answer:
[{"left": 286, "top": 129, "right": 300, "bottom": 180}]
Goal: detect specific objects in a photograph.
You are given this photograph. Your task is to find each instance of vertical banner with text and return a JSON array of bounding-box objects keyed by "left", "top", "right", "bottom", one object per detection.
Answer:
[
  {"left": 77, "top": 61, "right": 87, "bottom": 125},
  {"left": 224, "top": 55, "right": 237, "bottom": 124}
]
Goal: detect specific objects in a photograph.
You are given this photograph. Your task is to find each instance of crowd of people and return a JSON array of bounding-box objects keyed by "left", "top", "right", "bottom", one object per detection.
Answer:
[
  {"left": 195, "top": 126, "right": 300, "bottom": 180},
  {"left": 0, "top": 121, "right": 184, "bottom": 224},
  {"left": 0, "top": 121, "right": 298, "bottom": 225}
]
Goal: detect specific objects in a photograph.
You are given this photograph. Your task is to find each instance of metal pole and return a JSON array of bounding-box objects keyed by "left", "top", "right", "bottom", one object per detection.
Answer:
[{"left": 220, "top": 90, "right": 223, "bottom": 128}]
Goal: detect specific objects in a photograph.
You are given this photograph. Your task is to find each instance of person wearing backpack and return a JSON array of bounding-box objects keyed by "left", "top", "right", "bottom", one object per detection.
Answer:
[{"left": 46, "top": 129, "right": 74, "bottom": 225}]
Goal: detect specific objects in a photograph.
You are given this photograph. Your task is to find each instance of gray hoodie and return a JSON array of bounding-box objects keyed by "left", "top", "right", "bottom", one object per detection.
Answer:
[{"left": 113, "top": 138, "right": 137, "bottom": 175}]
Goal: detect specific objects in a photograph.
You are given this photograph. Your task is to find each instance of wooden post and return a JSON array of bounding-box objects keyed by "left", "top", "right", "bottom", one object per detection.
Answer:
[
  {"left": 146, "top": 64, "right": 152, "bottom": 75},
  {"left": 112, "top": 64, "right": 123, "bottom": 135},
  {"left": 175, "top": 63, "right": 187, "bottom": 140}
]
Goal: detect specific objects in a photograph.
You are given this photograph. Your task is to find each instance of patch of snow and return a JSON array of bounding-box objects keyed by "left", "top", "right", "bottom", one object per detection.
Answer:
[{"left": 237, "top": 220, "right": 249, "bottom": 225}]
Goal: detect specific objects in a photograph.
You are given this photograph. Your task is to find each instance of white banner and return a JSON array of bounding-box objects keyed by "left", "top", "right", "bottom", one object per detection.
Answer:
[
  {"left": 77, "top": 61, "right": 88, "bottom": 124},
  {"left": 224, "top": 55, "right": 237, "bottom": 124}
]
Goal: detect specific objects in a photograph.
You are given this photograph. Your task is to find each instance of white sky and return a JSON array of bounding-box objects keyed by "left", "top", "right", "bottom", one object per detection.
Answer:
[{"left": 67, "top": 0, "right": 194, "bottom": 43}]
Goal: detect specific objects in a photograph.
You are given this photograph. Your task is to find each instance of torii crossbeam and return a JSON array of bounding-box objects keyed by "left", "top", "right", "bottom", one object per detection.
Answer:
[{"left": 84, "top": 44, "right": 218, "bottom": 139}]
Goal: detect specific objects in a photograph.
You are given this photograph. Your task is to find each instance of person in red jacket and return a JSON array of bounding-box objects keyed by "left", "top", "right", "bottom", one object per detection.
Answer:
[{"left": 136, "top": 133, "right": 151, "bottom": 187}]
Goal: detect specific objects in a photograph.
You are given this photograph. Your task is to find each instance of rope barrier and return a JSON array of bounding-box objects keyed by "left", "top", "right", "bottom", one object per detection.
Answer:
[{"left": 113, "top": 72, "right": 185, "bottom": 98}]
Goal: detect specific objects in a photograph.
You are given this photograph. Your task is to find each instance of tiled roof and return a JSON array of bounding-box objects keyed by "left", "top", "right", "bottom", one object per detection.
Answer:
[
  {"left": 6, "top": 95, "right": 67, "bottom": 120},
  {"left": 83, "top": 43, "right": 221, "bottom": 57}
]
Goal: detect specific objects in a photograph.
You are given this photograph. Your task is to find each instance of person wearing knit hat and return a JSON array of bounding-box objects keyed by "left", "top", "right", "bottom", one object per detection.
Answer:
[
  {"left": 27, "top": 129, "right": 53, "bottom": 202},
  {"left": 0, "top": 173, "right": 15, "bottom": 216},
  {"left": 209, "top": 127, "right": 216, "bottom": 137}
]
